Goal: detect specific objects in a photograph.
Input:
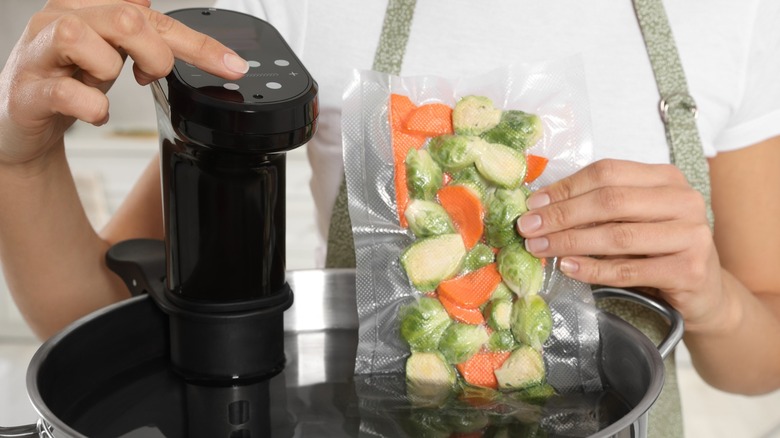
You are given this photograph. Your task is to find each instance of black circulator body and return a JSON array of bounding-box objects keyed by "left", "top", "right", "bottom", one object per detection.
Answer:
[{"left": 150, "top": 8, "right": 318, "bottom": 383}]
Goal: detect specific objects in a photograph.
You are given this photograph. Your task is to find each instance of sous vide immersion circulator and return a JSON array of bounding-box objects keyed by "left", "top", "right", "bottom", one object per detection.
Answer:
[{"left": 148, "top": 8, "right": 318, "bottom": 382}]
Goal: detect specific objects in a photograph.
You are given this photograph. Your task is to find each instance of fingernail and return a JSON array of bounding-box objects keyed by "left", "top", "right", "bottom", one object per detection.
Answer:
[
  {"left": 518, "top": 214, "right": 542, "bottom": 233},
  {"left": 223, "top": 53, "right": 249, "bottom": 74},
  {"left": 560, "top": 258, "right": 579, "bottom": 274},
  {"left": 524, "top": 237, "right": 548, "bottom": 253},
  {"left": 526, "top": 193, "right": 550, "bottom": 210}
]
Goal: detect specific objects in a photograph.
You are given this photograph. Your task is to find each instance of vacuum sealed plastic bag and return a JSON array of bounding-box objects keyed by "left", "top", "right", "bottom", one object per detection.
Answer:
[{"left": 342, "top": 57, "right": 603, "bottom": 403}]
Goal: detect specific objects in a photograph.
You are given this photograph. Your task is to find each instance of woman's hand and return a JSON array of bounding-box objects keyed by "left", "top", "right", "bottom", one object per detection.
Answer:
[
  {"left": 516, "top": 159, "right": 731, "bottom": 334},
  {"left": 0, "top": 0, "right": 248, "bottom": 173}
]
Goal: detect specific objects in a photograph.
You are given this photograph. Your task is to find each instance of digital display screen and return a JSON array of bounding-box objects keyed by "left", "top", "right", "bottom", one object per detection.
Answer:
[{"left": 207, "top": 27, "right": 261, "bottom": 51}]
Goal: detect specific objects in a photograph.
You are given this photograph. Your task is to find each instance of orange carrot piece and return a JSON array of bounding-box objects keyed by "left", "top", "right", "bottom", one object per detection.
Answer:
[
  {"left": 390, "top": 94, "right": 427, "bottom": 227},
  {"left": 437, "top": 264, "right": 502, "bottom": 309},
  {"left": 524, "top": 154, "right": 549, "bottom": 183},
  {"left": 456, "top": 351, "right": 511, "bottom": 389},
  {"left": 390, "top": 94, "right": 417, "bottom": 130},
  {"left": 439, "top": 295, "right": 485, "bottom": 325},
  {"left": 405, "top": 103, "right": 454, "bottom": 137},
  {"left": 437, "top": 185, "right": 484, "bottom": 249}
]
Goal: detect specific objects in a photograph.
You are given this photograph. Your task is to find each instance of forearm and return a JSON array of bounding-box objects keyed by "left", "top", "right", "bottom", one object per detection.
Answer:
[
  {"left": 0, "top": 144, "right": 129, "bottom": 339},
  {"left": 683, "top": 270, "right": 780, "bottom": 395}
]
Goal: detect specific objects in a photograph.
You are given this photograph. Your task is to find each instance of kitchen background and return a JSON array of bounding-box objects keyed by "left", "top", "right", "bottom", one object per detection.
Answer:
[{"left": 0, "top": 1, "right": 778, "bottom": 436}]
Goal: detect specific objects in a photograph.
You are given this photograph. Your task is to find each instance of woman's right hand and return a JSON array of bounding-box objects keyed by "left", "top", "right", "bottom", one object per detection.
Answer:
[{"left": 0, "top": 0, "right": 248, "bottom": 174}]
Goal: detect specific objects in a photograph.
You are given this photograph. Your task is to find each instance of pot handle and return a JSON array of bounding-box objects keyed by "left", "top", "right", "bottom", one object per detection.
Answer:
[
  {"left": 105, "top": 238, "right": 166, "bottom": 297},
  {"left": 0, "top": 419, "right": 53, "bottom": 438},
  {"left": 593, "top": 287, "right": 684, "bottom": 360}
]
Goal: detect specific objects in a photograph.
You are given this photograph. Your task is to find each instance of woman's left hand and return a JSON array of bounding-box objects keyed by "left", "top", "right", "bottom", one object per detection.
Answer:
[{"left": 516, "top": 158, "right": 728, "bottom": 333}]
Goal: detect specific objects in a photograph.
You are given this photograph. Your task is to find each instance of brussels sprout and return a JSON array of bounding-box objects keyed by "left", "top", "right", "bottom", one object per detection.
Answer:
[
  {"left": 445, "top": 409, "right": 490, "bottom": 434},
  {"left": 427, "top": 135, "right": 479, "bottom": 172},
  {"left": 511, "top": 294, "right": 553, "bottom": 351},
  {"left": 401, "top": 234, "right": 467, "bottom": 291},
  {"left": 490, "top": 282, "right": 513, "bottom": 301},
  {"left": 473, "top": 141, "right": 527, "bottom": 189},
  {"left": 481, "top": 110, "right": 543, "bottom": 151},
  {"left": 484, "top": 188, "right": 528, "bottom": 248},
  {"left": 452, "top": 95, "right": 503, "bottom": 135},
  {"left": 406, "top": 148, "right": 443, "bottom": 201},
  {"left": 401, "top": 409, "right": 452, "bottom": 438},
  {"left": 406, "top": 351, "right": 457, "bottom": 407},
  {"left": 400, "top": 297, "right": 453, "bottom": 351},
  {"left": 487, "top": 330, "right": 518, "bottom": 352},
  {"left": 450, "top": 165, "right": 490, "bottom": 200},
  {"left": 510, "top": 383, "right": 557, "bottom": 405},
  {"left": 497, "top": 242, "right": 544, "bottom": 297},
  {"left": 438, "top": 322, "right": 489, "bottom": 364},
  {"left": 405, "top": 199, "right": 455, "bottom": 238},
  {"left": 485, "top": 299, "right": 513, "bottom": 331},
  {"left": 494, "top": 345, "right": 546, "bottom": 390},
  {"left": 462, "top": 243, "right": 495, "bottom": 272}
]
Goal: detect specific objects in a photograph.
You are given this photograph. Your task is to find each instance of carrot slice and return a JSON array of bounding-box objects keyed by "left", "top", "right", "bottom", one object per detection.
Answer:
[
  {"left": 437, "top": 264, "right": 502, "bottom": 309},
  {"left": 524, "top": 154, "right": 549, "bottom": 183},
  {"left": 456, "top": 351, "right": 511, "bottom": 389},
  {"left": 390, "top": 94, "right": 417, "bottom": 130},
  {"left": 439, "top": 294, "right": 485, "bottom": 325},
  {"left": 405, "top": 103, "right": 454, "bottom": 137},
  {"left": 390, "top": 94, "right": 427, "bottom": 227},
  {"left": 437, "top": 185, "right": 484, "bottom": 249}
]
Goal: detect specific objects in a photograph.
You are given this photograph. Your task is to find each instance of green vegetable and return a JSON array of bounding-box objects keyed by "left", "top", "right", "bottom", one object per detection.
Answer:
[
  {"left": 473, "top": 141, "right": 527, "bottom": 189},
  {"left": 405, "top": 199, "right": 455, "bottom": 238},
  {"left": 438, "top": 322, "right": 489, "bottom": 364},
  {"left": 406, "top": 351, "right": 457, "bottom": 406},
  {"left": 450, "top": 165, "right": 490, "bottom": 200},
  {"left": 401, "top": 234, "right": 467, "bottom": 291},
  {"left": 452, "top": 95, "right": 502, "bottom": 135},
  {"left": 427, "top": 135, "right": 479, "bottom": 172},
  {"left": 462, "top": 243, "right": 495, "bottom": 272},
  {"left": 445, "top": 409, "right": 490, "bottom": 434},
  {"left": 490, "top": 282, "right": 513, "bottom": 301},
  {"left": 484, "top": 188, "right": 528, "bottom": 248},
  {"left": 481, "top": 109, "right": 543, "bottom": 151},
  {"left": 497, "top": 242, "right": 544, "bottom": 297},
  {"left": 399, "top": 297, "right": 452, "bottom": 351},
  {"left": 402, "top": 409, "right": 452, "bottom": 438},
  {"left": 406, "top": 148, "right": 443, "bottom": 201},
  {"left": 510, "top": 383, "right": 557, "bottom": 404},
  {"left": 511, "top": 294, "right": 553, "bottom": 351},
  {"left": 494, "top": 345, "right": 546, "bottom": 390},
  {"left": 485, "top": 299, "right": 513, "bottom": 331},
  {"left": 487, "top": 330, "right": 518, "bottom": 352}
]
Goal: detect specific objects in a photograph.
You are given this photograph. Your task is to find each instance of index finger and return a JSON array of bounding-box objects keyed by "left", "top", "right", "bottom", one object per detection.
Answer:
[
  {"left": 529, "top": 159, "right": 688, "bottom": 209},
  {"left": 142, "top": 7, "right": 248, "bottom": 80}
]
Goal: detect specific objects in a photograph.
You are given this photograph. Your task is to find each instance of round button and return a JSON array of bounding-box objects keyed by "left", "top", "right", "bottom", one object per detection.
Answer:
[
  {"left": 274, "top": 59, "right": 290, "bottom": 67},
  {"left": 223, "top": 83, "right": 240, "bottom": 90},
  {"left": 247, "top": 60, "right": 261, "bottom": 68},
  {"left": 266, "top": 82, "right": 282, "bottom": 90}
]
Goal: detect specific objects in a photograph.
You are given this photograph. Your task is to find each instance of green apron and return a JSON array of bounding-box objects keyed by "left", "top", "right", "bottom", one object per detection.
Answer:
[{"left": 327, "top": 1, "right": 713, "bottom": 436}]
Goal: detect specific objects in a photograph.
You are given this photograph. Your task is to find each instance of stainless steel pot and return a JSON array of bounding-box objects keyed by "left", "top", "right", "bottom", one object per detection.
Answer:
[{"left": 0, "top": 269, "right": 682, "bottom": 438}]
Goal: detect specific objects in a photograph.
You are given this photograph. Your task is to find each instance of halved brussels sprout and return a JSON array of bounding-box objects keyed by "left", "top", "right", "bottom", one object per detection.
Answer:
[
  {"left": 473, "top": 141, "right": 527, "bottom": 189},
  {"left": 487, "top": 329, "right": 518, "bottom": 352},
  {"left": 401, "top": 234, "right": 467, "bottom": 291},
  {"left": 427, "top": 135, "right": 479, "bottom": 172},
  {"left": 405, "top": 199, "right": 455, "bottom": 238},
  {"left": 511, "top": 294, "right": 553, "bottom": 351},
  {"left": 462, "top": 243, "right": 495, "bottom": 272},
  {"left": 485, "top": 298, "right": 513, "bottom": 331},
  {"left": 406, "top": 351, "right": 457, "bottom": 407},
  {"left": 484, "top": 188, "right": 528, "bottom": 248},
  {"left": 481, "top": 109, "right": 543, "bottom": 151},
  {"left": 452, "top": 95, "right": 503, "bottom": 136},
  {"left": 406, "top": 148, "right": 443, "bottom": 201},
  {"left": 399, "top": 297, "right": 452, "bottom": 351},
  {"left": 450, "top": 165, "right": 490, "bottom": 200},
  {"left": 438, "top": 322, "right": 489, "bottom": 364},
  {"left": 497, "top": 242, "right": 544, "bottom": 297},
  {"left": 494, "top": 345, "right": 546, "bottom": 390}
]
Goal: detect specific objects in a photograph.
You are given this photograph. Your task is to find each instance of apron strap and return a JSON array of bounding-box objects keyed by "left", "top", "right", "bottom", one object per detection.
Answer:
[
  {"left": 325, "top": 0, "right": 417, "bottom": 268},
  {"left": 632, "top": 0, "right": 714, "bottom": 229}
]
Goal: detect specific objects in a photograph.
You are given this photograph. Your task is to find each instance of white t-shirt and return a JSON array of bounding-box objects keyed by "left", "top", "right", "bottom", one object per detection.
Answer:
[{"left": 215, "top": 0, "right": 780, "bottom": 265}]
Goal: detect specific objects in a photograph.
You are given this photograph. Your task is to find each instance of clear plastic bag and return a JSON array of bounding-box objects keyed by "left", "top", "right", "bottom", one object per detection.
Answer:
[{"left": 342, "top": 56, "right": 602, "bottom": 395}]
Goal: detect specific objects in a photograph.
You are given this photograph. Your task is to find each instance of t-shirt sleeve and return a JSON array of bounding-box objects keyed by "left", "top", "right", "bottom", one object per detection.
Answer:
[{"left": 714, "top": 0, "right": 780, "bottom": 151}]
